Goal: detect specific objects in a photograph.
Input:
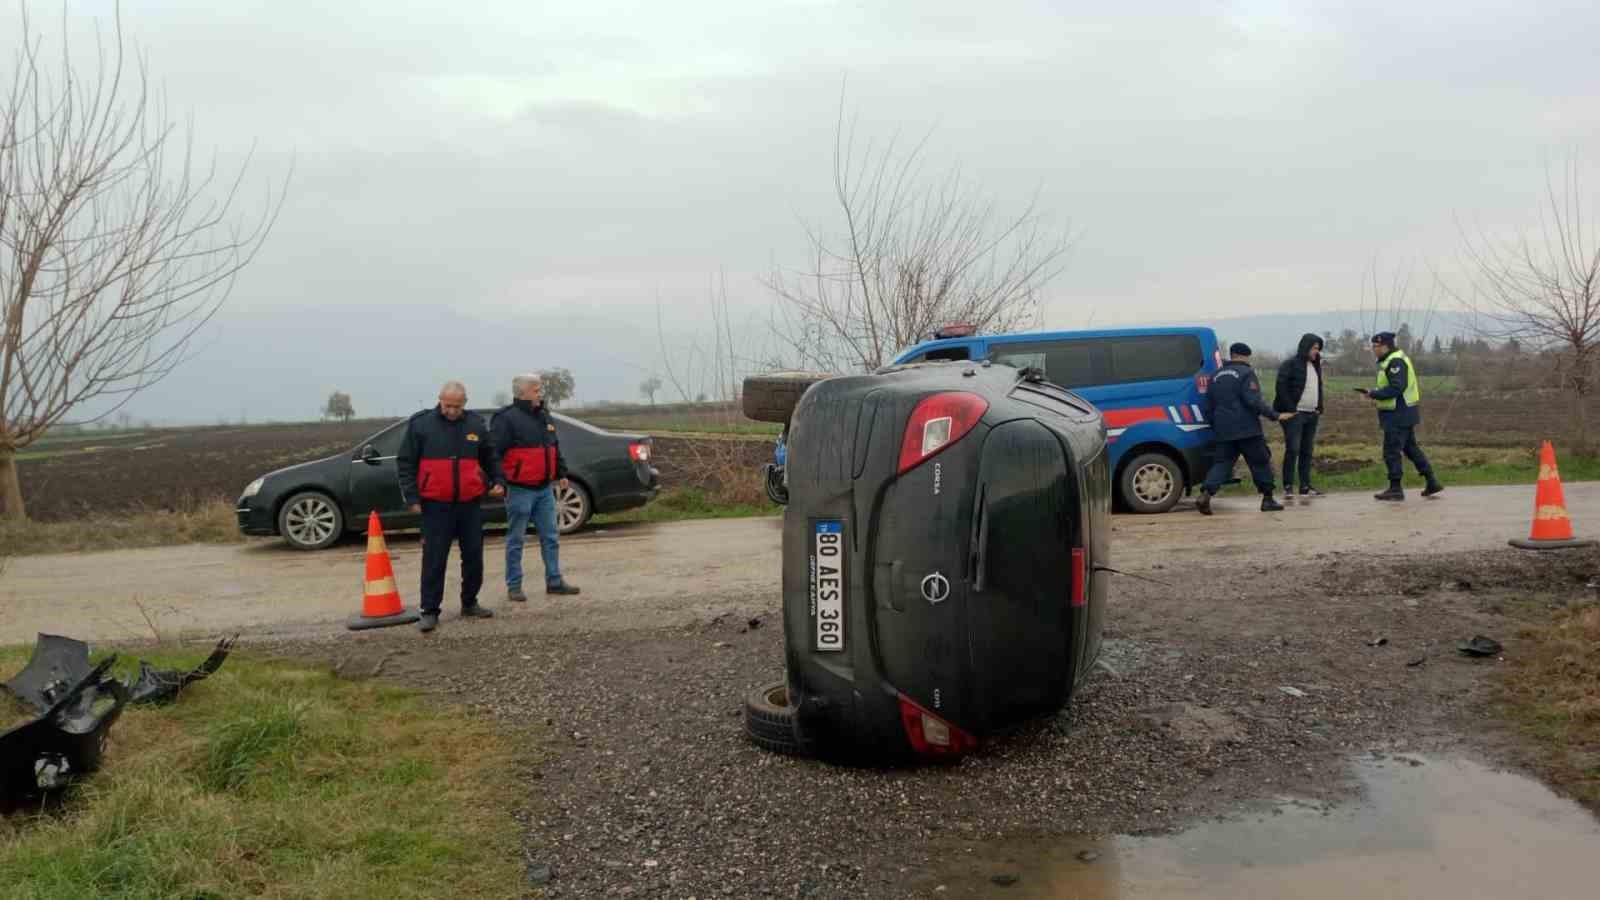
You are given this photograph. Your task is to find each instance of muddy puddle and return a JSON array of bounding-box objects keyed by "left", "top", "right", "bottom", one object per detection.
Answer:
[{"left": 924, "top": 756, "right": 1600, "bottom": 899}]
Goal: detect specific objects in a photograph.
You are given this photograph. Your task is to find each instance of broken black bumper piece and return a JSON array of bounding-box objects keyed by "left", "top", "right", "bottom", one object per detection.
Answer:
[
  {"left": 4, "top": 633, "right": 238, "bottom": 713},
  {"left": 1, "top": 658, "right": 129, "bottom": 808}
]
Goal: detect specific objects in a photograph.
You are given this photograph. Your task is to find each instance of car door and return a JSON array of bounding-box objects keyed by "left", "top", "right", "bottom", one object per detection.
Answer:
[{"left": 348, "top": 422, "right": 414, "bottom": 529}]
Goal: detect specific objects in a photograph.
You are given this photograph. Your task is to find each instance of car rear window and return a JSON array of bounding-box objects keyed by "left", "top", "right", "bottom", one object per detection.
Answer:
[{"left": 991, "top": 334, "right": 1202, "bottom": 389}]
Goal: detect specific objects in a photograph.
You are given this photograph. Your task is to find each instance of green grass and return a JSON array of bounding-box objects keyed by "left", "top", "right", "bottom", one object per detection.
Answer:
[
  {"left": 0, "top": 647, "right": 527, "bottom": 899},
  {"left": 1215, "top": 442, "right": 1600, "bottom": 495},
  {"left": 592, "top": 487, "right": 780, "bottom": 526}
]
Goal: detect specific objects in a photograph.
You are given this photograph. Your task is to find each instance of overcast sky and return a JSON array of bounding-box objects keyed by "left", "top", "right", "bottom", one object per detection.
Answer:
[{"left": 6, "top": 0, "right": 1599, "bottom": 424}]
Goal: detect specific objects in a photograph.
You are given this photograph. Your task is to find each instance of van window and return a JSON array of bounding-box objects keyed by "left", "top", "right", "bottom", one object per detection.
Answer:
[
  {"left": 924, "top": 346, "right": 971, "bottom": 362},
  {"left": 1107, "top": 334, "right": 1203, "bottom": 384},
  {"left": 991, "top": 334, "right": 1202, "bottom": 388},
  {"left": 992, "top": 341, "right": 1106, "bottom": 389}
]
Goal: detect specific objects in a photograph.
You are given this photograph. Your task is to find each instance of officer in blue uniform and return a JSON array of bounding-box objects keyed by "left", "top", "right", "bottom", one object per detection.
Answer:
[
  {"left": 1357, "top": 332, "right": 1443, "bottom": 502},
  {"left": 1196, "top": 343, "right": 1294, "bottom": 515}
]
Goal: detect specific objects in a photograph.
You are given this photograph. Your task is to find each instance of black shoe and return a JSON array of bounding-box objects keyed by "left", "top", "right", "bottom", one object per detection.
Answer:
[
  {"left": 418, "top": 613, "right": 439, "bottom": 633},
  {"left": 1374, "top": 487, "right": 1405, "bottom": 502},
  {"left": 1300, "top": 485, "right": 1324, "bottom": 497},
  {"left": 1422, "top": 480, "right": 1444, "bottom": 498},
  {"left": 461, "top": 604, "right": 495, "bottom": 619},
  {"left": 1261, "top": 495, "right": 1284, "bottom": 512},
  {"left": 547, "top": 581, "right": 581, "bottom": 596},
  {"left": 1196, "top": 492, "right": 1213, "bottom": 516},
  {"left": 507, "top": 587, "right": 528, "bottom": 603}
]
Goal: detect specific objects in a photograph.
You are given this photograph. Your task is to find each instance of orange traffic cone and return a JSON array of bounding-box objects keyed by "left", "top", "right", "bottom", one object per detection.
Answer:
[
  {"left": 1509, "top": 442, "right": 1596, "bottom": 550},
  {"left": 347, "top": 512, "right": 421, "bottom": 629}
]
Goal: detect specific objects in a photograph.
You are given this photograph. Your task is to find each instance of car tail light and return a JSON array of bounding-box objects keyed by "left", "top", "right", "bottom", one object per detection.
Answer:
[
  {"left": 1071, "top": 548, "right": 1086, "bottom": 608},
  {"left": 898, "top": 693, "right": 978, "bottom": 756},
  {"left": 898, "top": 392, "right": 988, "bottom": 473},
  {"left": 628, "top": 442, "right": 651, "bottom": 463}
]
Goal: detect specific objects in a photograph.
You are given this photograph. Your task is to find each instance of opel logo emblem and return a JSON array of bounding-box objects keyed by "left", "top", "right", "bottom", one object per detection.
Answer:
[{"left": 921, "top": 572, "right": 950, "bottom": 605}]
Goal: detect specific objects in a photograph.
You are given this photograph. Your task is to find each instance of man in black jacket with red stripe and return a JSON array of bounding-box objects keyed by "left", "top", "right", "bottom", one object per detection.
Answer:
[
  {"left": 492, "top": 373, "right": 581, "bottom": 602},
  {"left": 398, "top": 381, "right": 506, "bottom": 632}
]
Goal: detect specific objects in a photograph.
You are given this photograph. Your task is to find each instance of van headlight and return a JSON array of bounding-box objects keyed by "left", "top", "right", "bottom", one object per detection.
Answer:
[{"left": 241, "top": 477, "right": 265, "bottom": 499}]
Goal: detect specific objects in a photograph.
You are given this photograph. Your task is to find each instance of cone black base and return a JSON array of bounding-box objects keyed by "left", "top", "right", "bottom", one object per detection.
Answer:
[
  {"left": 346, "top": 609, "right": 422, "bottom": 630},
  {"left": 1508, "top": 537, "right": 1597, "bottom": 551}
]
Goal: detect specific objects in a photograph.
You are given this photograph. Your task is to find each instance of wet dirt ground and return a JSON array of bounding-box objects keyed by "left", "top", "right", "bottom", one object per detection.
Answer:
[
  {"left": 921, "top": 755, "right": 1600, "bottom": 898},
  {"left": 6, "top": 484, "right": 1600, "bottom": 897}
]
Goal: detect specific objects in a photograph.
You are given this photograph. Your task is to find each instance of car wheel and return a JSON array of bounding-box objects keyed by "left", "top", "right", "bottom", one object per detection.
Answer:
[
  {"left": 744, "top": 681, "right": 805, "bottom": 756},
  {"left": 555, "top": 481, "right": 591, "bottom": 535},
  {"left": 741, "top": 371, "right": 834, "bottom": 424},
  {"left": 1119, "top": 452, "right": 1184, "bottom": 514},
  {"left": 278, "top": 491, "right": 344, "bottom": 550}
]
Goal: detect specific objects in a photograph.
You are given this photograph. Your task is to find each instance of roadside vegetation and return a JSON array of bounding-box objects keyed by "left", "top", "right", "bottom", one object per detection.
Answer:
[
  {"left": 0, "top": 646, "right": 526, "bottom": 899},
  {"left": 0, "top": 498, "right": 243, "bottom": 556},
  {"left": 1498, "top": 598, "right": 1600, "bottom": 811}
]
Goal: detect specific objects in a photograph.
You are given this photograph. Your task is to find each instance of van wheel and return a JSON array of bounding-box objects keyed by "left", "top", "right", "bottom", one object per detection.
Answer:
[
  {"left": 1119, "top": 453, "right": 1183, "bottom": 514},
  {"left": 744, "top": 681, "right": 805, "bottom": 756}
]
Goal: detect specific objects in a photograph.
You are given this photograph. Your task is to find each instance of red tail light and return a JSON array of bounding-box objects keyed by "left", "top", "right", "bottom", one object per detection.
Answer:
[
  {"left": 1071, "top": 548, "right": 1086, "bottom": 608},
  {"left": 628, "top": 442, "right": 651, "bottom": 463},
  {"left": 897, "top": 392, "right": 988, "bottom": 473},
  {"left": 898, "top": 693, "right": 978, "bottom": 756}
]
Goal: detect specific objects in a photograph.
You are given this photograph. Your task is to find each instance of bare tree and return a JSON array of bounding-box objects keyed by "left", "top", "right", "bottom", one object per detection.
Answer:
[
  {"left": 322, "top": 390, "right": 354, "bottom": 422},
  {"left": 639, "top": 375, "right": 662, "bottom": 405},
  {"left": 764, "top": 87, "right": 1072, "bottom": 373},
  {"left": 1456, "top": 156, "right": 1600, "bottom": 449},
  {"left": 539, "top": 368, "right": 575, "bottom": 406},
  {"left": 0, "top": 7, "right": 286, "bottom": 519}
]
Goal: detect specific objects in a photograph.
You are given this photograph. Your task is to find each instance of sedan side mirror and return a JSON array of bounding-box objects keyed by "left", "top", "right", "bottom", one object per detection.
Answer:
[{"left": 358, "top": 444, "right": 382, "bottom": 465}]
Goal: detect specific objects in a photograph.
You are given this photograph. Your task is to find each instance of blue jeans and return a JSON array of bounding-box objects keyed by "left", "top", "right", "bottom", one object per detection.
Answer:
[{"left": 505, "top": 485, "right": 561, "bottom": 589}]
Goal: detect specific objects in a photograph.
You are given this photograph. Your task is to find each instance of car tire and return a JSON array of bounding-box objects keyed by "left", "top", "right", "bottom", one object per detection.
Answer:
[
  {"left": 741, "top": 372, "right": 834, "bottom": 424},
  {"left": 1119, "top": 452, "right": 1184, "bottom": 514},
  {"left": 554, "top": 480, "right": 592, "bottom": 535},
  {"left": 278, "top": 491, "right": 345, "bottom": 550},
  {"left": 744, "top": 681, "right": 805, "bottom": 756}
]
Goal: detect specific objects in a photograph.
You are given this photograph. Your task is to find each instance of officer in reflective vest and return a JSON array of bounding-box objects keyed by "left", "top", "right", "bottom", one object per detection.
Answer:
[{"left": 1356, "top": 332, "right": 1443, "bottom": 502}]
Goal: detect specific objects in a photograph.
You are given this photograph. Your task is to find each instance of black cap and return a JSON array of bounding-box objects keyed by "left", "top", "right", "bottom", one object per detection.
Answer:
[
  {"left": 1229, "top": 342, "right": 1252, "bottom": 357},
  {"left": 1371, "top": 331, "right": 1397, "bottom": 347}
]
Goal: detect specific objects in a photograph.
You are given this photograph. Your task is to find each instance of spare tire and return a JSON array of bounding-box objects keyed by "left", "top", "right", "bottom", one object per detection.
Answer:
[
  {"left": 744, "top": 680, "right": 805, "bottom": 756},
  {"left": 741, "top": 371, "right": 834, "bottom": 424}
]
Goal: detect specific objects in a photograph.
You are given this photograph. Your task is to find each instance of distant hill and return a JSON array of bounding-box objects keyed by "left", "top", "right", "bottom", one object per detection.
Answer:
[{"left": 1136, "top": 308, "right": 1478, "bottom": 354}]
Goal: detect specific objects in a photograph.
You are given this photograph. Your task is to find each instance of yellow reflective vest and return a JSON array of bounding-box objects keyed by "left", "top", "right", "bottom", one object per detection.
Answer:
[{"left": 1375, "top": 350, "right": 1421, "bottom": 411}]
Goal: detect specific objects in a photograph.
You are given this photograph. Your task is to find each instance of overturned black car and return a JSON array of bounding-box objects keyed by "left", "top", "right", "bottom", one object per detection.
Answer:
[{"left": 743, "top": 360, "right": 1111, "bottom": 764}]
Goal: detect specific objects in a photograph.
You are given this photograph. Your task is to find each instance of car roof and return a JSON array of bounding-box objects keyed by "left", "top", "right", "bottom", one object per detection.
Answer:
[{"left": 897, "top": 326, "right": 1218, "bottom": 362}]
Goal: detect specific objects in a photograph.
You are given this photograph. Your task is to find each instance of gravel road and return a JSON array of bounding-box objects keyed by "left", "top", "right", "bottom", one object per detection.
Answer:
[{"left": 11, "top": 484, "right": 1600, "bottom": 897}]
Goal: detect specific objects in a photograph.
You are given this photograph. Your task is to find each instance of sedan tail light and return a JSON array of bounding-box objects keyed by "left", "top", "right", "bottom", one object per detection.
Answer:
[
  {"left": 897, "top": 392, "right": 988, "bottom": 474},
  {"left": 898, "top": 693, "right": 978, "bottom": 756},
  {"left": 628, "top": 442, "right": 651, "bottom": 463}
]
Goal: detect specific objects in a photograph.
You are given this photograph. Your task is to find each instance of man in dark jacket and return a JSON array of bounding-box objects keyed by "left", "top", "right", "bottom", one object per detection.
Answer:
[
  {"left": 1358, "top": 332, "right": 1443, "bottom": 501},
  {"left": 1197, "top": 343, "right": 1294, "bottom": 514},
  {"left": 397, "top": 381, "right": 506, "bottom": 632},
  {"left": 1274, "top": 333, "right": 1325, "bottom": 497},
  {"left": 492, "top": 373, "right": 581, "bottom": 601}
]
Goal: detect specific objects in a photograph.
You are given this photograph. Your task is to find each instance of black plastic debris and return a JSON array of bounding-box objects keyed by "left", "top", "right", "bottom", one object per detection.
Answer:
[
  {"left": 1, "top": 658, "right": 129, "bottom": 807},
  {"left": 125, "top": 636, "right": 238, "bottom": 705},
  {"left": 1457, "top": 635, "right": 1504, "bottom": 658},
  {"left": 4, "top": 633, "right": 237, "bottom": 713},
  {"left": 3, "top": 634, "right": 93, "bottom": 712}
]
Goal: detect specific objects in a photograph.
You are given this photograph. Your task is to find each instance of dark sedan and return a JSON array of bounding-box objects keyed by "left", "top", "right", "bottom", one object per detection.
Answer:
[{"left": 236, "top": 409, "right": 659, "bottom": 550}]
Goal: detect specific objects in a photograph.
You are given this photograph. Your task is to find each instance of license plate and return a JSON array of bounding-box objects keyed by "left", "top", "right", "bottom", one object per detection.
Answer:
[{"left": 812, "top": 520, "right": 845, "bottom": 652}]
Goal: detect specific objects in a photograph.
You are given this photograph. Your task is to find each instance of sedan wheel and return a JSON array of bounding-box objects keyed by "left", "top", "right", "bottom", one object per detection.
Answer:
[
  {"left": 555, "top": 481, "right": 591, "bottom": 534},
  {"left": 278, "top": 491, "right": 344, "bottom": 550}
]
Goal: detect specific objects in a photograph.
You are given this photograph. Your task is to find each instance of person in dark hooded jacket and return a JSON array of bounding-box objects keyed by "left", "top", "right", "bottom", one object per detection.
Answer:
[{"left": 1274, "top": 333, "right": 1325, "bottom": 496}]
